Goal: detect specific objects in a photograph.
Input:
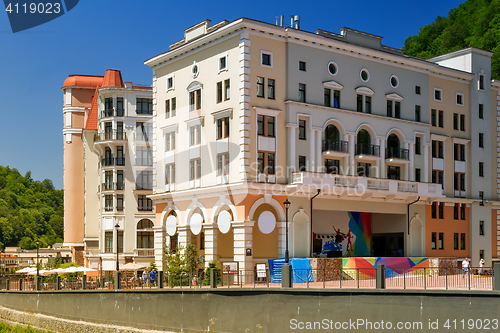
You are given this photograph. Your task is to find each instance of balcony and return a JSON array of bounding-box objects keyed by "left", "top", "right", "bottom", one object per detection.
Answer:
[
  {"left": 100, "top": 108, "right": 124, "bottom": 119},
  {"left": 134, "top": 249, "right": 154, "bottom": 257},
  {"left": 85, "top": 249, "right": 100, "bottom": 257},
  {"left": 101, "top": 158, "right": 115, "bottom": 167},
  {"left": 322, "top": 140, "right": 349, "bottom": 156},
  {"left": 135, "top": 159, "right": 153, "bottom": 167},
  {"left": 385, "top": 147, "right": 410, "bottom": 160},
  {"left": 135, "top": 184, "right": 153, "bottom": 191},
  {"left": 94, "top": 130, "right": 127, "bottom": 143},
  {"left": 116, "top": 157, "right": 125, "bottom": 166},
  {"left": 100, "top": 182, "right": 125, "bottom": 192},
  {"left": 355, "top": 144, "right": 380, "bottom": 157}
]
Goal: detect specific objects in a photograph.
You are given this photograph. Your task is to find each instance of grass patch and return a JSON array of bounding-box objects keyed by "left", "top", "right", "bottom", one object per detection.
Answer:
[{"left": 0, "top": 323, "right": 51, "bottom": 332}]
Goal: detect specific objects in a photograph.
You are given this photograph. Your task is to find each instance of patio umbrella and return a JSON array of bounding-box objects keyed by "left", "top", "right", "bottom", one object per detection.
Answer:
[
  {"left": 27, "top": 269, "right": 47, "bottom": 276},
  {"left": 121, "top": 263, "right": 147, "bottom": 271},
  {"left": 73, "top": 267, "right": 97, "bottom": 273},
  {"left": 16, "top": 267, "right": 36, "bottom": 274},
  {"left": 45, "top": 268, "right": 66, "bottom": 274}
]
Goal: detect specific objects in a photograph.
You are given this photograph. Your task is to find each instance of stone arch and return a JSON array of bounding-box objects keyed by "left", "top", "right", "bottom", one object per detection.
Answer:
[
  {"left": 160, "top": 203, "right": 181, "bottom": 227},
  {"left": 185, "top": 200, "right": 209, "bottom": 226},
  {"left": 211, "top": 197, "right": 238, "bottom": 223},
  {"left": 355, "top": 123, "right": 377, "bottom": 142},
  {"left": 322, "top": 119, "right": 346, "bottom": 138},
  {"left": 248, "top": 197, "right": 285, "bottom": 222},
  {"left": 385, "top": 127, "right": 406, "bottom": 142}
]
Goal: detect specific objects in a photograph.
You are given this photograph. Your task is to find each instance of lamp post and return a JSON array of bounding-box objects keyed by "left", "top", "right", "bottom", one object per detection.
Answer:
[
  {"left": 282, "top": 199, "right": 292, "bottom": 288},
  {"left": 114, "top": 222, "right": 120, "bottom": 290},
  {"left": 36, "top": 240, "right": 39, "bottom": 291}
]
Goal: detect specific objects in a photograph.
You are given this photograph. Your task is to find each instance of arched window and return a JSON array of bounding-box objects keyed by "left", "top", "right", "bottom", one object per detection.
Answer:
[
  {"left": 386, "top": 134, "right": 401, "bottom": 158},
  {"left": 137, "top": 219, "right": 154, "bottom": 249},
  {"left": 325, "top": 125, "right": 340, "bottom": 142}
]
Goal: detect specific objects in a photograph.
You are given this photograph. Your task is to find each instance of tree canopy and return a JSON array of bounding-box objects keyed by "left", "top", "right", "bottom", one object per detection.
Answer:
[
  {"left": 403, "top": 0, "right": 500, "bottom": 79},
  {"left": 0, "top": 166, "right": 63, "bottom": 250}
]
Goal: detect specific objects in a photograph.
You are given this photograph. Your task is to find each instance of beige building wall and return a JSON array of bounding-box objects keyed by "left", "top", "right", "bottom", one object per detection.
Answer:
[{"left": 83, "top": 131, "right": 99, "bottom": 241}]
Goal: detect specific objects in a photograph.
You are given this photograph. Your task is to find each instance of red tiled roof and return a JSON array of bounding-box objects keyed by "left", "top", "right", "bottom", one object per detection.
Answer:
[
  {"left": 85, "top": 85, "right": 100, "bottom": 130},
  {"left": 102, "top": 69, "right": 124, "bottom": 88}
]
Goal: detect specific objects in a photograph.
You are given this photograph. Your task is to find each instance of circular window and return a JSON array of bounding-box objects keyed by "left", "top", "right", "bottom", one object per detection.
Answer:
[
  {"left": 328, "top": 62, "right": 338, "bottom": 76},
  {"left": 191, "top": 61, "right": 199, "bottom": 78},
  {"left": 390, "top": 75, "right": 399, "bottom": 88},
  {"left": 360, "top": 69, "right": 370, "bottom": 82}
]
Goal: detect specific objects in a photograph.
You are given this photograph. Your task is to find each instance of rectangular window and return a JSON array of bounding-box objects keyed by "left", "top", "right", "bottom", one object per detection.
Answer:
[
  {"left": 386, "top": 100, "right": 392, "bottom": 117},
  {"left": 415, "top": 86, "right": 421, "bottom": 95},
  {"left": 365, "top": 96, "right": 371, "bottom": 114},
  {"left": 438, "top": 141, "right": 443, "bottom": 158},
  {"left": 438, "top": 110, "right": 444, "bottom": 128},
  {"left": 267, "top": 116, "right": 275, "bottom": 137},
  {"left": 460, "top": 144, "right": 465, "bottom": 161},
  {"left": 117, "top": 231, "right": 123, "bottom": 253},
  {"left": 105, "top": 232, "right": 113, "bottom": 253},
  {"left": 224, "top": 79, "right": 230, "bottom": 100},
  {"left": 460, "top": 114, "right": 465, "bottom": 131},
  {"left": 453, "top": 113, "right": 458, "bottom": 130},
  {"left": 219, "top": 55, "right": 227, "bottom": 71},
  {"left": 105, "top": 195, "right": 113, "bottom": 211},
  {"left": 116, "top": 194, "right": 124, "bottom": 211},
  {"left": 357, "top": 95, "right": 363, "bottom": 112},
  {"left": 439, "top": 232, "right": 444, "bottom": 249},
  {"left": 439, "top": 202, "right": 444, "bottom": 219},
  {"left": 298, "top": 119, "right": 306, "bottom": 140},
  {"left": 415, "top": 137, "right": 421, "bottom": 155},
  {"left": 257, "top": 77, "right": 265, "bottom": 98},
  {"left": 217, "top": 117, "right": 230, "bottom": 139},
  {"left": 431, "top": 232, "right": 436, "bottom": 249},
  {"left": 165, "top": 132, "right": 175, "bottom": 152},
  {"left": 454, "top": 203, "right": 459, "bottom": 220},
  {"left": 267, "top": 79, "right": 275, "bottom": 100},
  {"left": 479, "top": 191, "right": 484, "bottom": 206},
  {"left": 454, "top": 233, "right": 459, "bottom": 250},
  {"left": 167, "top": 76, "right": 173, "bottom": 90},
  {"left": 165, "top": 163, "right": 175, "bottom": 185},
  {"left": 298, "top": 83, "right": 306, "bottom": 103},
  {"left": 431, "top": 202, "right": 437, "bottom": 219},
  {"left": 165, "top": 99, "right": 170, "bottom": 118},
  {"left": 357, "top": 162, "right": 371, "bottom": 177},
  {"left": 171, "top": 97, "right": 176, "bottom": 117},
  {"left": 333, "top": 90, "right": 340, "bottom": 108},
  {"left": 261, "top": 52, "right": 272, "bottom": 66},
  {"left": 136, "top": 146, "right": 153, "bottom": 166},
  {"left": 136, "top": 122, "right": 153, "bottom": 141},
  {"left": 479, "top": 74, "right": 485, "bottom": 90},
  {"left": 479, "top": 162, "right": 484, "bottom": 177},
  {"left": 415, "top": 168, "right": 421, "bottom": 182},
  {"left": 479, "top": 133, "right": 484, "bottom": 147},
  {"left": 431, "top": 109, "right": 436, "bottom": 126},
  {"left": 257, "top": 152, "right": 264, "bottom": 173},
  {"left": 460, "top": 233, "right": 466, "bottom": 250},
  {"left": 325, "top": 159, "right": 340, "bottom": 174},
  {"left": 136, "top": 98, "right": 153, "bottom": 114},
  {"left": 456, "top": 93, "right": 463, "bottom": 105},
  {"left": 216, "top": 81, "right": 223, "bottom": 103},
  {"left": 454, "top": 172, "right": 465, "bottom": 191},
  {"left": 460, "top": 204, "right": 466, "bottom": 220},
  {"left": 105, "top": 97, "right": 113, "bottom": 114},
  {"left": 299, "top": 61, "right": 306, "bottom": 71},
  {"left": 257, "top": 115, "right": 264, "bottom": 136},
  {"left": 189, "top": 159, "right": 201, "bottom": 180},
  {"left": 116, "top": 97, "right": 123, "bottom": 116},
  {"left": 395, "top": 101, "right": 401, "bottom": 119},
  {"left": 267, "top": 153, "right": 275, "bottom": 175},
  {"left": 217, "top": 153, "right": 230, "bottom": 176},
  {"left": 480, "top": 249, "right": 484, "bottom": 260},
  {"left": 117, "top": 170, "right": 124, "bottom": 190},
  {"left": 434, "top": 88, "right": 442, "bottom": 101},
  {"left": 479, "top": 104, "right": 483, "bottom": 119},
  {"left": 431, "top": 140, "right": 437, "bottom": 158},
  {"left": 460, "top": 173, "right": 465, "bottom": 190},
  {"left": 454, "top": 144, "right": 459, "bottom": 161},
  {"left": 415, "top": 105, "right": 421, "bottom": 122},
  {"left": 298, "top": 155, "right": 306, "bottom": 171},
  {"left": 324, "top": 88, "right": 331, "bottom": 107},
  {"left": 438, "top": 171, "right": 444, "bottom": 188},
  {"left": 479, "top": 221, "right": 484, "bottom": 236},
  {"left": 136, "top": 171, "right": 153, "bottom": 190}
]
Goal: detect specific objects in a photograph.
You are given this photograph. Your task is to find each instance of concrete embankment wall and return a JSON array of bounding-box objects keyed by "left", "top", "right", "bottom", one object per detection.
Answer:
[{"left": 0, "top": 289, "right": 499, "bottom": 332}]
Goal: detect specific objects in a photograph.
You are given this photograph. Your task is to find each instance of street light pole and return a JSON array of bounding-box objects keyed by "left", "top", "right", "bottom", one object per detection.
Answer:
[
  {"left": 284, "top": 199, "right": 290, "bottom": 264},
  {"left": 114, "top": 222, "right": 120, "bottom": 290},
  {"left": 282, "top": 199, "right": 292, "bottom": 288},
  {"left": 36, "top": 240, "right": 39, "bottom": 291}
]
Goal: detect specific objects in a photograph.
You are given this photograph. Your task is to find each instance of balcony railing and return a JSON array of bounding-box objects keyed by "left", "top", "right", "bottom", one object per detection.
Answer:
[
  {"left": 101, "top": 182, "right": 125, "bottom": 191},
  {"left": 367, "top": 179, "right": 389, "bottom": 190},
  {"left": 398, "top": 181, "right": 418, "bottom": 192},
  {"left": 135, "top": 159, "right": 153, "bottom": 166},
  {"left": 136, "top": 184, "right": 153, "bottom": 191},
  {"left": 94, "top": 130, "right": 127, "bottom": 142},
  {"left": 100, "top": 108, "right": 124, "bottom": 118},
  {"left": 134, "top": 249, "right": 154, "bottom": 257},
  {"left": 386, "top": 147, "right": 410, "bottom": 160},
  {"left": 322, "top": 140, "right": 349, "bottom": 153},
  {"left": 116, "top": 157, "right": 125, "bottom": 166},
  {"left": 101, "top": 158, "right": 114, "bottom": 167},
  {"left": 355, "top": 144, "right": 380, "bottom": 156}
]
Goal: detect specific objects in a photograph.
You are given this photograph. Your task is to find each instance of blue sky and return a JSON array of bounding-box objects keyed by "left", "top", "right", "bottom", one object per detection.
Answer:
[{"left": 0, "top": 0, "right": 465, "bottom": 189}]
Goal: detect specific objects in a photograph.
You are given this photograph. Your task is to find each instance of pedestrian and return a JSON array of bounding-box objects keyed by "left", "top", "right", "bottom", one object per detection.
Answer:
[
  {"left": 479, "top": 258, "right": 485, "bottom": 275},
  {"left": 149, "top": 269, "right": 156, "bottom": 287},
  {"left": 462, "top": 257, "right": 470, "bottom": 278},
  {"left": 142, "top": 270, "right": 148, "bottom": 287}
]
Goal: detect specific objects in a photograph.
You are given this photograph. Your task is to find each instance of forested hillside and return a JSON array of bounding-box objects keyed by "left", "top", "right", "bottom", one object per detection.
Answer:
[
  {"left": 0, "top": 166, "right": 63, "bottom": 250},
  {"left": 403, "top": 0, "right": 500, "bottom": 79}
]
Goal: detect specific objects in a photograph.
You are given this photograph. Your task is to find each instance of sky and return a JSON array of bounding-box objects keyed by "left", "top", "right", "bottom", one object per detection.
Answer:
[{"left": 0, "top": 0, "right": 465, "bottom": 189}]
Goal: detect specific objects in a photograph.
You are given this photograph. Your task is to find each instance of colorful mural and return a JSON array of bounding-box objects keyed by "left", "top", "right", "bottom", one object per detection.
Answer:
[
  {"left": 342, "top": 257, "right": 430, "bottom": 279},
  {"left": 348, "top": 212, "right": 371, "bottom": 256}
]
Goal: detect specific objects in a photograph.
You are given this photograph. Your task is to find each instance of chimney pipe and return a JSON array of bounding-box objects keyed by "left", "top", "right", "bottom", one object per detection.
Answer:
[
  {"left": 280, "top": 15, "right": 284, "bottom": 27},
  {"left": 294, "top": 15, "right": 300, "bottom": 29}
]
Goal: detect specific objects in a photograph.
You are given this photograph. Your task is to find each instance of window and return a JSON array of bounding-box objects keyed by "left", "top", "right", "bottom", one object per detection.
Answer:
[
  {"left": 479, "top": 162, "right": 484, "bottom": 177},
  {"left": 479, "top": 191, "right": 484, "bottom": 206},
  {"left": 136, "top": 98, "right": 153, "bottom": 114},
  {"left": 432, "top": 140, "right": 444, "bottom": 158},
  {"left": 257, "top": 115, "right": 275, "bottom": 137},
  {"left": 138, "top": 195, "right": 152, "bottom": 211},
  {"left": 479, "top": 74, "right": 485, "bottom": 90},
  {"left": 333, "top": 90, "right": 340, "bottom": 108},
  {"left": 189, "top": 89, "right": 202, "bottom": 111},
  {"left": 217, "top": 153, "right": 230, "bottom": 176},
  {"left": 387, "top": 165, "right": 401, "bottom": 180},
  {"left": 299, "top": 61, "right": 306, "bottom": 71},
  {"left": 460, "top": 233, "right": 466, "bottom": 250},
  {"left": 136, "top": 122, "right": 153, "bottom": 141},
  {"left": 456, "top": 93, "right": 464, "bottom": 106},
  {"left": 415, "top": 168, "right": 421, "bottom": 182},
  {"left": 105, "top": 195, "right": 113, "bottom": 211},
  {"left": 460, "top": 114, "right": 465, "bottom": 131},
  {"left": 104, "top": 97, "right": 113, "bottom": 114},
  {"left": 479, "top": 133, "right": 484, "bottom": 148},
  {"left": 324, "top": 88, "right": 331, "bottom": 107},
  {"left": 137, "top": 146, "right": 153, "bottom": 166},
  {"left": 386, "top": 100, "right": 401, "bottom": 119},
  {"left": 165, "top": 99, "right": 170, "bottom": 118},
  {"left": 117, "top": 171, "right": 124, "bottom": 190},
  {"left": 267, "top": 153, "right": 275, "bottom": 174},
  {"left": 105, "top": 232, "right": 113, "bottom": 253},
  {"left": 165, "top": 164, "right": 175, "bottom": 185},
  {"left": 454, "top": 203, "right": 459, "bottom": 220},
  {"left": 454, "top": 172, "right": 466, "bottom": 191},
  {"left": 224, "top": 79, "right": 230, "bottom": 101},
  {"left": 298, "top": 156, "right": 306, "bottom": 171},
  {"left": 432, "top": 170, "right": 443, "bottom": 188},
  {"left": 480, "top": 221, "right": 484, "bottom": 236},
  {"left": 216, "top": 82, "right": 223, "bottom": 103},
  {"left": 415, "top": 105, "right": 421, "bottom": 122},
  {"left": 189, "top": 158, "right": 202, "bottom": 180},
  {"left": 434, "top": 88, "right": 442, "bottom": 101},
  {"left": 325, "top": 159, "right": 340, "bottom": 174},
  {"left": 166, "top": 75, "right": 174, "bottom": 91},
  {"left": 189, "top": 125, "right": 202, "bottom": 146},
  {"left": 453, "top": 113, "right": 458, "bottom": 130},
  {"left": 257, "top": 77, "right": 265, "bottom": 98},
  {"left": 299, "top": 119, "right": 306, "bottom": 140},
  {"left": 360, "top": 68, "right": 369, "bottom": 82},
  {"left": 218, "top": 54, "right": 227, "bottom": 72},
  {"left": 431, "top": 109, "right": 436, "bottom": 126},
  {"left": 104, "top": 170, "right": 113, "bottom": 190},
  {"left": 136, "top": 171, "right": 153, "bottom": 190},
  {"left": 267, "top": 116, "right": 275, "bottom": 137},
  {"left": 261, "top": 51, "right": 272, "bottom": 67},
  {"left": 217, "top": 117, "right": 230, "bottom": 140},
  {"left": 171, "top": 98, "right": 176, "bottom": 117},
  {"left": 117, "top": 194, "right": 124, "bottom": 211},
  {"left": 415, "top": 137, "right": 421, "bottom": 155},
  {"left": 439, "top": 202, "right": 444, "bottom": 219},
  {"left": 415, "top": 86, "right": 421, "bottom": 95},
  {"left": 454, "top": 233, "right": 459, "bottom": 250},
  {"left": 438, "top": 110, "right": 443, "bottom": 128},
  {"left": 137, "top": 220, "right": 154, "bottom": 249},
  {"left": 328, "top": 62, "right": 338, "bottom": 76},
  {"left": 431, "top": 202, "right": 437, "bottom": 219},
  {"left": 257, "top": 152, "right": 264, "bottom": 173},
  {"left": 298, "top": 83, "right": 306, "bottom": 103},
  {"left": 164, "top": 132, "right": 175, "bottom": 152},
  {"left": 357, "top": 162, "right": 371, "bottom": 177},
  {"left": 390, "top": 75, "right": 399, "bottom": 88},
  {"left": 357, "top": 95, "right": 371, "bottom": 113},
  {"left": 479, "top": 104, "right": 483, "bottom": 119},
  {"left": 116, "top": 97, "right": 123, "bottom": 117},
  {"left": 257, "top": 152, "right": 275, "bottom": 175},
  {"left": 267, "top": 79, "right": 275, "bottom": 100},
  {"left": 324, "top": 88, "right": 340, "bottom": 108},
  {"left": 460, "top": 144, "right": 465, "bottom": 161},
  {"left": 439, "top": 232, "right": 444, "bottom": 249},
  {"left": 460, "top": 204, "right": 466, "bottom": 220},
  {"left": 431, "top": 232, "right": 436, "bottom": 249},
  {"left": 117, "top": 231, "right": 123, "bottom": 253}
]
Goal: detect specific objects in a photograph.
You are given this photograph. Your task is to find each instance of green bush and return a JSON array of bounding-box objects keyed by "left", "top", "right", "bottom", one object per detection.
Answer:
[{"left": 0, "top": 323, "right": 52, "bottom": 332}]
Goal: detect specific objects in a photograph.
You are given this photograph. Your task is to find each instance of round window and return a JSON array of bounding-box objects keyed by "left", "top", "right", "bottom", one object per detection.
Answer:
[
  {"left": 360, "top": 69, "right": 369, "bottom": 82},
  {"left": 328, "top": 62, "right": 338, "bottom": 76},
  {"left": 191, "top": 61, "right": 199, "bottom": 78},
  {"left": 390, "top": 75, "right": 399, "bottom": 88}
]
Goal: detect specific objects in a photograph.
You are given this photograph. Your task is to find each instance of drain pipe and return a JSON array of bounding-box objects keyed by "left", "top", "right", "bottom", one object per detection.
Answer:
[
  {"left": 310, "top": 189, "right": 321, "bottom": 257},
  {"left": 407, "top": 196, "right": 420, "bottom": 235}
]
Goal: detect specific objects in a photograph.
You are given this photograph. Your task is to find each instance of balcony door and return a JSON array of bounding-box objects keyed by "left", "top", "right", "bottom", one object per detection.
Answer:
[{"left": 387, "top": 165, "right": 401, "bottom": 180}]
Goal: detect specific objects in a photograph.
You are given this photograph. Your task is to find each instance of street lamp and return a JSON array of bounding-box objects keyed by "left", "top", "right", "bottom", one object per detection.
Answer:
[
  {"left": 36, "top": 240, "right": 39, "bottom": 291},
  {"left": 115, "top": 222, "right": 120, "bottom": 272},
  {"left": 284, "top": 199, "right": 291, "bottom": 264}
]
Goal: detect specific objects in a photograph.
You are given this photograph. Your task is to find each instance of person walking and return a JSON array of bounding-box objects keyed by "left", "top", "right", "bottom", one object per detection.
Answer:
[
  {"left": 142, "top": 270, "right": 148, "bottom": 287},
  {"left": 149, "top": 269, "right": 157, "bottom": 287},
  {"left": 479, "top": 258, "right": 485, "bottom": 275},
  {"left": 462, "top": 257, "right": 470, "bottom": 278}
]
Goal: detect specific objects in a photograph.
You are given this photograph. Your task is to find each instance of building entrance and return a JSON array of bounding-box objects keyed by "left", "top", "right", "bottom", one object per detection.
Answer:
[{"left": 372, "top": 233, "right": 404, "bottom": 257}]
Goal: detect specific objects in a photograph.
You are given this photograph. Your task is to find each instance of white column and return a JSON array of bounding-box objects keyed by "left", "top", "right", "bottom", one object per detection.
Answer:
[
  {"left": 177, "top": 225, "right": 191, "bottom": 255},
  {"left": 349, "top": 134, "right": 355, "bottom": 176},
  {"left": 404, "top": 142, "right": 409, "bottom": 180},
  {"left": 288, "top": 127, "right": 296, "bottom": 177},
  {"left": 153, "top": 226, "right": 165, "bottom": 271},
  {"left": 409, "top": 142, "right": 414, "bottom": 181},
  {"left": 375, "top": 138, "right": 381, "bottom": 178},
  {"left": 277, "top": 222, "right": 286, "bottom": 259},
  {"left": 309, "top": 129, "right": 315, "bottom": 172},
  {"left": 233, "top": 221, "right": 254, "bottom": 282},
  {"left": 203, "top": 223, "right": 218, "bottom": 268},
  {"left": 423, "top": 145, "right": 429, "bottom": 183},
  {"left": 316, "top": 130, "right": 322, "bottom": 172},
  {"left": 379, "top": 139, "right": 386, "bottom": 178}
]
